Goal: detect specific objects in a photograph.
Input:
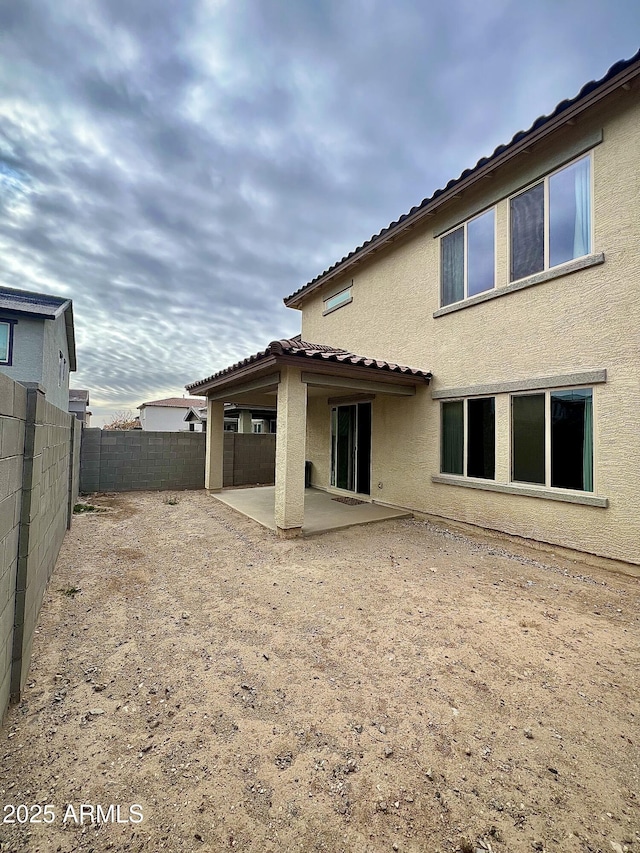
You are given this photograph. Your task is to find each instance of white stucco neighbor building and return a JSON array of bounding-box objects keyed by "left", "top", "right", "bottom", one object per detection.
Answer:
[
  {"left": 69, "top": 389, "right": 91, "bottom": 426},
  {"left": 137, "top": 397, "right": 206, "bottom": 431}
]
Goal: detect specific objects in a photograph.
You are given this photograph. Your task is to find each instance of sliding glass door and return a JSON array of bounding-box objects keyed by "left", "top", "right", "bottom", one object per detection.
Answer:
[{"left": 330, "top": 402, "right": 371, "bottom": 495}]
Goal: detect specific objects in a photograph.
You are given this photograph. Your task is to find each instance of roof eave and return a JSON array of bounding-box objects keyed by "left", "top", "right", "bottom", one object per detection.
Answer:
[
  {"left": 284, "top": 56, "right": 640, "bottom": 309},
  {"left": 187, "top": 353, "right": 431, "bottom": 397},
  {"left": 186, "top": 355, "right": 280, "bottom": 397},
  {"left": 63, "top": 303, "right": 77, "bottom": 372}
]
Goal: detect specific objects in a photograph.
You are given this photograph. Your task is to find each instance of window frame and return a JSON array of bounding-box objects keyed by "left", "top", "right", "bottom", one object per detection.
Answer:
[
  {"left": 509, "top": 152, "right": 593, "bottom": 283},
  {"left": 323, "top": 285, "right": 353, "bottom": 316},
  {"left": 58, "top": 350, "right": 67, "bottom": 387},
  {"left": 510, "top": 386, "right": 595, "bottom": 492},
  {"left": 440, "top": 396, "right": 496, "bottom": 481},
  {"left": 440, "top": 206, "right": 496, "bottom": 308},
  {"left": 0, "top": 318, "right": 17, "bottom": 365}
]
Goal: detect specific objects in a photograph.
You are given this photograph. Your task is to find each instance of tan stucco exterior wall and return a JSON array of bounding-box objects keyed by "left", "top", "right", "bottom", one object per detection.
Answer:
[
  {"left": 275, "top": 367, "right": 307, "bottom": 532},
  {"left": 298, "top": 89, "right": 640, "bottom": 565}
]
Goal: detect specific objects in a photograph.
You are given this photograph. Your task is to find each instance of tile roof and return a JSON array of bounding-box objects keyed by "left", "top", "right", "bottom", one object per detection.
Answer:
[
  {"left": 284, "top": 49, "right": 640, "bottom": 307},
  {"left": 139, "top": 397, "right": 206, "bottom": 409},
  {"left": 186, "top": 338, "right": 431, "bottom": 393},
  {"left": 69, "top": 389, "right": 89, "bottom": 403}
]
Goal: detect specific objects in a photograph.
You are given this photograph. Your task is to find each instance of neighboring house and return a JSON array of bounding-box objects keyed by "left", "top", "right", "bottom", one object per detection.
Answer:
[
  {"left": 69, "top": 389, "right": 91, "bottom": 426},
  {"left": 138, "top": 397, "right": 206, "bottom": 431},
  {"left": 184, "top": 403, "right": 277, "bottom": 433},
  {"left": 0, "top": 286, "right": 76, "bottom": 411},
  {"left": 187, "top": 51, "right": 640, "bottom": 566}
]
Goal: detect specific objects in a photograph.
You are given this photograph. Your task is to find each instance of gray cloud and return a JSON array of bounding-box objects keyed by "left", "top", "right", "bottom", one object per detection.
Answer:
[{"left": 0, "top": 0, "right": 638, "bottom": 423}]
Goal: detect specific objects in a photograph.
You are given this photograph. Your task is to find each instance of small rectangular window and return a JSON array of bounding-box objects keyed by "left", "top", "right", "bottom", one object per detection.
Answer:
[
  {"left": 58, "top": 351, "right": 67, "bottom": 387},
  {"left": 510, "top": 155, "right": 591, "bottom": 282},
  {"left": 323, "top": 286, "right": 352, "bottom": 314},
  {"left": 0, "top": 323, "right": 10, "bottom": 363},
  {"left": 441, "top": 209, "right": 495, "bottom": 306}
]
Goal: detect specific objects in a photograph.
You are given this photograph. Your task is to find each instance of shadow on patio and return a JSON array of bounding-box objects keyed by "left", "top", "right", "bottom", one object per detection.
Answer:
[{"left": 212, "top": 486, "right": 410, "bottom": 535}]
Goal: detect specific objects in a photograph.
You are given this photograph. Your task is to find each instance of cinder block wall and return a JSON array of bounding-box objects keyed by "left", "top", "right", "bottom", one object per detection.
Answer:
[
  {"left": 80, "top": 429, "right": 206, "bottom": 492},
  {"left": 227, "top": 433, "right": 276, "bottom": 486},
  {"left": 81, "top": 430, "right": 276, "bottom": 492},
  {"left": 0, "top": 376, "right": 27, "bottom": 718},
  {"left": 11, "top": 389, "right": 75, "bottom": 701},
  {"left": 0, "top": 381, "right": 80, "bottom": 719}
]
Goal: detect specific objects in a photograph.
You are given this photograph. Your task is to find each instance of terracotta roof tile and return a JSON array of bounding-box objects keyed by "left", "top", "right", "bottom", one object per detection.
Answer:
[
  {"left": 284, "top": 49, "right": 640, "bottom": 306},
  {"left": 139, "top": 397, "right": 206, "bottom": 408},
  {"left": 186, "top": 339, "right": 431, "bottom": 393}
]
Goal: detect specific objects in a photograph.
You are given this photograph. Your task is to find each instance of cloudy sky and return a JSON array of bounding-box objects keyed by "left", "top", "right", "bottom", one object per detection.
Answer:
[{"left": 0, "top": 0, "right": 638, "bottom": 425}]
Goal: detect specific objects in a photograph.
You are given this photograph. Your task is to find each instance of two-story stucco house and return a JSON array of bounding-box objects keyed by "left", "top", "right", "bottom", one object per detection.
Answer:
[
  {"left": 0, "top": 286, "right": 76, "bottom": 411},
  {"left": 188, "top": 52, "right": 640, "bottom": 567}
]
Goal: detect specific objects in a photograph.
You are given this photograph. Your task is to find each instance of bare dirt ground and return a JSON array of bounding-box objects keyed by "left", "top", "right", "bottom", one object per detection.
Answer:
[{"left": 0, "top": 490, "right": 638, "bottom": 853}]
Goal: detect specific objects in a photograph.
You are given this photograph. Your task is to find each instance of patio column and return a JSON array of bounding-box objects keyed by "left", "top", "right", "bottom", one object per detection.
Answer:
[
  {"left": 205, "top": 399, "right": 224, "bottom": 491},
  {"left": 238, "top": 410, "right": 252, "bottom": 433},
  {"left": 275, "top": 367, "right": 307, "bottom": 536}
]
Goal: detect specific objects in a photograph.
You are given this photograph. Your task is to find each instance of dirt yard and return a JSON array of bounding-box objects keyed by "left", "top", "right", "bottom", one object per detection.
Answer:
[{"left": 0, "top": 491, "right": 638, "bottom": 853}]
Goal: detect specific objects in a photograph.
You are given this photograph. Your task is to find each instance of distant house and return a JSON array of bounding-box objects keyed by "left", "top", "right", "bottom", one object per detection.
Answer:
[
  {"left": 184, "top": 403, "right": 277, "bottom": 433},
  {"left": 137, "top": 397, "right": 206, "bottom": 431},
  {"left": 68, "top": 389, "right": 91, "bottom": 426},
  {"left": 0, "top": 286, "right": 76, "bottom": 411}
]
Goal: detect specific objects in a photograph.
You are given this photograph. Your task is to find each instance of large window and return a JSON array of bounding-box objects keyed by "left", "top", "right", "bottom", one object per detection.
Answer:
[
  {"left": 441, "top": 397, "right": 495, "bottom": 479},
  {"left": 441, "top": 208, "right": 495, "bottom": 306},
  {"left": 510, "top": 155, "right": 591, "bottom": 282},
  {"left": 511, "top": 388, "right": 593, "bottom": 491}
]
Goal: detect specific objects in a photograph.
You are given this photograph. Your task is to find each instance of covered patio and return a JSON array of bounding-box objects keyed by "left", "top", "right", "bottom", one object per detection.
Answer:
[
  {"left": 186, "top": 338, "right": 431, "bottom": 537},
  {"left": 213, "top": 484, "right": 411, "bottom": 535}
]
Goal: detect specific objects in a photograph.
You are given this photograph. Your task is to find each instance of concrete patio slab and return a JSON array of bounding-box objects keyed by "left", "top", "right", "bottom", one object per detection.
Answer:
[{"left": 211, "top": 486, "right": 410, "bottom": 534}]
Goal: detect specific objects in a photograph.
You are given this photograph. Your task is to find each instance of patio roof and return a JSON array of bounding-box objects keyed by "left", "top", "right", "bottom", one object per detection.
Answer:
[{"left": 186, "top": 338, "right": 432, "bottom": 397}]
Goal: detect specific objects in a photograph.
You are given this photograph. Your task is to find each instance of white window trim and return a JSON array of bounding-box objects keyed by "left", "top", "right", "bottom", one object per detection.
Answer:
[
  {"left": 440, "top": 207, "right": 497, "bottom": 308},
  {"left": 510, "top": 385, "right": 596, "bottom": 494},
  {"left": 441, "top": 396, "right": 496, "bottom": 481},
  {"left": 0, "top": 321, "right": 10, "bottom": 364},
  {"left": 509, "top": 152, "right": 594, "bottom": 284},
  {"left": 323, "top": 285, "right": 353, "bottom": 316}
]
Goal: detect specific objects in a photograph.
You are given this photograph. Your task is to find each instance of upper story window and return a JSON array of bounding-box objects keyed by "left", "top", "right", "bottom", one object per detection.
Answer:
[
  {"left": 441, "top": 208, "right": 495, "bottom": 307},
  {"left": 510, "top": 154, "right": 591, "bottom": 282},
  {"left": 0, "top": 321, "right": 13, "bottom": 364},
  {"left": 323, "top": 285, "right": 352, "bottom": 315},
  {"left": 58, "top": 350, "right": 67, "bottom": 386}
]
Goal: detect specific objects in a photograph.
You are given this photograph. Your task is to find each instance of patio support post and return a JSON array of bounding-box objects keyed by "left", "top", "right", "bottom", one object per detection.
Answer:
[
  {"left": 238, "top": 410, "right": 252, "bottom": 433},
  {"left": 205, "top": 399, "right": 224, "bottom": 491},
  {"left": 275, "top": 367, "right": 307, "bottom": 536}
]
